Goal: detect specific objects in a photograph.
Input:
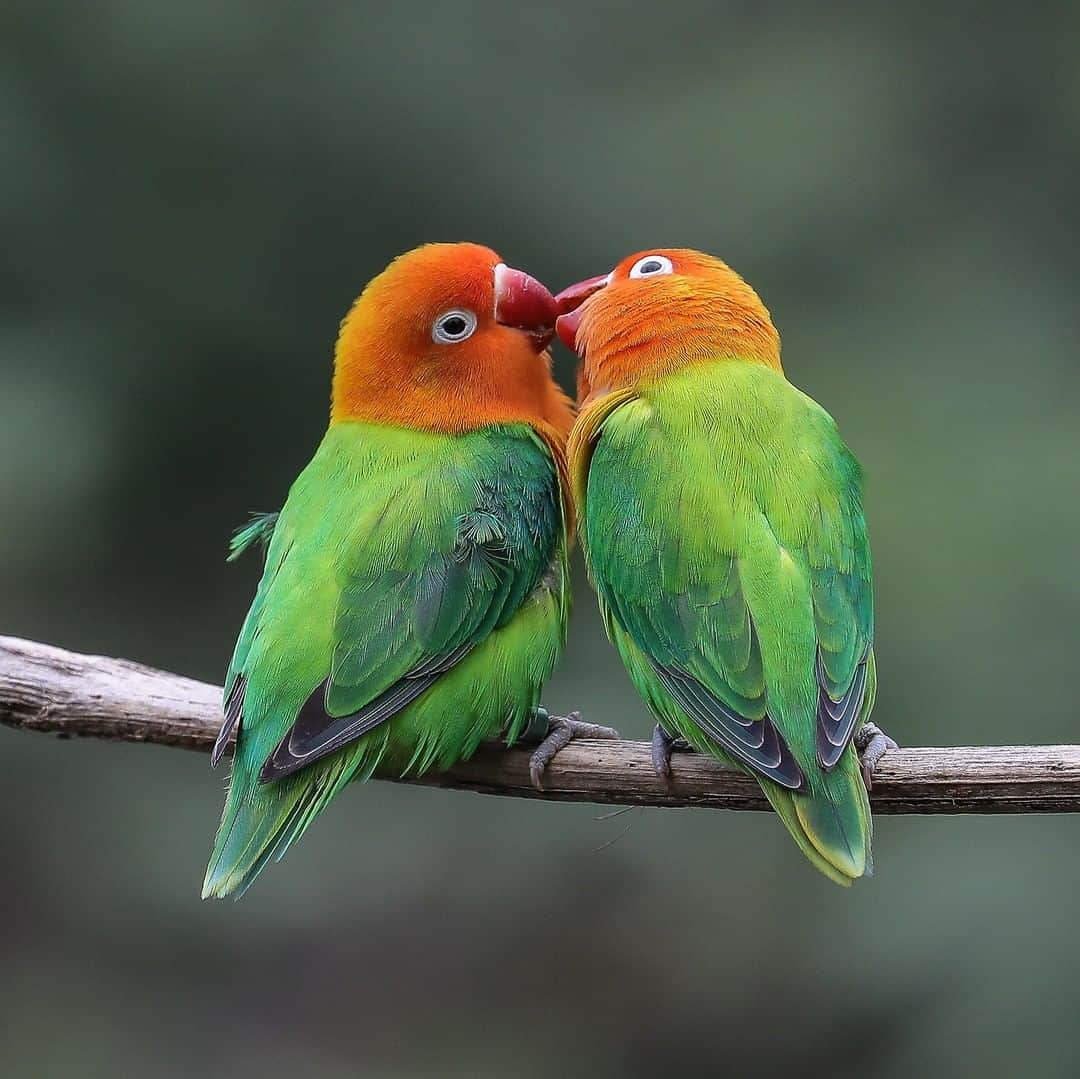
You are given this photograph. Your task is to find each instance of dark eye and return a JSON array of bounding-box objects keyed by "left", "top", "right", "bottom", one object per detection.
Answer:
[
  {"left": 629, "top": 254, "right": 674, "bottom": 279},
  {"left": 432, "top": 308, "right": 478, "bottom": 344}
]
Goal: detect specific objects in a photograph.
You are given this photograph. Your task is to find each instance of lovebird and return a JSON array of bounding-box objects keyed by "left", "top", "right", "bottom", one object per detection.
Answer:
[
  {"left": 204, "top": 242, "right": 615, "bottom": 899},
  {"left": 555, "top": 248, "right": 894, "bottom": 884}
]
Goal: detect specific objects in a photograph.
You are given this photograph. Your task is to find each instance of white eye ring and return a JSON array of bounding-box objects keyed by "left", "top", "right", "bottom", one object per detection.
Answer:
[
  {"left": 432, "top": 308, "right": 478, "bottom": 344},
  {"left": 629, "top": 254, "right": 673, "bottom": 279}
]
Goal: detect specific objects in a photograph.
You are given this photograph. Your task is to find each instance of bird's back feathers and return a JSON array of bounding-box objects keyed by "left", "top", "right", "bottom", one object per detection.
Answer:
[{"left": 575, "top": 360, "right": 875, "bottom": 882}]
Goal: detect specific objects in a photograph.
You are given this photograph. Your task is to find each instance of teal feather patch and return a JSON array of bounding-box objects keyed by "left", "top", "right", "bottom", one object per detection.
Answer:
[{"left": 227, "top": 512, "right": 280, "bottom": 562}]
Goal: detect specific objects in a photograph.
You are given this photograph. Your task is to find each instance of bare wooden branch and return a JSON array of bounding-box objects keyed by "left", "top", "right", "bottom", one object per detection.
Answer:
[{"left": 2, "top": 634, "right": 1079, "bottom": 814}]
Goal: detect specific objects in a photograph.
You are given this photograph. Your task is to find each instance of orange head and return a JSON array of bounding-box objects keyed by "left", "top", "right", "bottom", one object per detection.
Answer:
[
  {"left": 554, "top": 248, "right": 782, "bottom": 403},
  {"left": 331, "top": 243, "right": 574, "bottom": 439}
]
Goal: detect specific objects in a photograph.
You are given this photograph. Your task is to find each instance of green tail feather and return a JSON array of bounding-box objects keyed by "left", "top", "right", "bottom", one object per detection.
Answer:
[
  {"left": 202, "top": 737, "right": 384, "bottom": 899},
  {"left": 760, "top": 749, "right": 872, "bottom": 886}
]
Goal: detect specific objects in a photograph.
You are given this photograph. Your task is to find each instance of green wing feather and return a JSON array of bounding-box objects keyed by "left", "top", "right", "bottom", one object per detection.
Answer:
[
  {"left": 581, "top": 361, "right": 875, "bottom": 883},
  {"left": 204, "top": 422, "right": 565, "bottom": 898}
]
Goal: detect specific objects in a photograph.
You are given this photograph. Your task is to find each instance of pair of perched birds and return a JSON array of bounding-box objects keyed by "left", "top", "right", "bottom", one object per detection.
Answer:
[{"left": 203, "top": 242, "right": 894, "bottom": 899}]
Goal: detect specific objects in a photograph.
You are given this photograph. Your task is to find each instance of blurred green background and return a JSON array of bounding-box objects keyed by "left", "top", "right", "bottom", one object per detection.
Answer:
[{"left": 3, "top": 2, "right": 1079, "bottom": 1076}]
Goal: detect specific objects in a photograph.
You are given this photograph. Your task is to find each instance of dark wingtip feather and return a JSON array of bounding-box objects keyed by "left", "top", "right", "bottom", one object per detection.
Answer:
[
  {"left": 259, "top": 644, "right": 474, "bottom": 782},
  {"left": 653, "top": 662, "right": 806, "bottom": 790},
  {"left": 815, "top": 647, "right": 870, "bottom": 771},
  {"left": 211, "top": 675, "right": 246, "bottom": 769}
]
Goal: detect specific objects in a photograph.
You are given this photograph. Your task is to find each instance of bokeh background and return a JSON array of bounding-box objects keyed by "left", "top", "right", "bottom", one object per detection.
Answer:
[{"left": 3, "top": 2, "right": 1079, "bottom": 1076}]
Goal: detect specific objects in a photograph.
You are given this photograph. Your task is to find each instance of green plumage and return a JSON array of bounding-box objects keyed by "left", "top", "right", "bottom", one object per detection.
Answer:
[
  {"left": 580, "top": 361, "right": 875, "bottom": 884},
  {"left": 204, "top": 422, "right": 568, "bottom": 898},
  {"left": 227, "top": 512, "right": 279, "bottom": 562}
]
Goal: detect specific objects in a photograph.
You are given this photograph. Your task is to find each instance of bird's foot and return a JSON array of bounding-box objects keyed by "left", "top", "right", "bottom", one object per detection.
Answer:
[
  {"left": 854, "top": 722, "right": 898, "bottom": 789},
  {"left": 651, "top": 723, "right": 692, "bottom": 783},
  {"left": 526, "top": 708, "right": 619, "bottom": 790}
]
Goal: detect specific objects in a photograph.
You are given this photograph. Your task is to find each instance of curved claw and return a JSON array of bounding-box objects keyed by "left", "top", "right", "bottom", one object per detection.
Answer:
[
  {"left": 651, "top": 723, "right": 691, "bottom": 784},
  {"left": 854, "top": 722, "right": 898, "bottom": 790},
  {"left": 651, "top": 724, "right": 674, "bottom": 782},
  {"left": 528, "top": 711, "right": 620, "bottom": 790}
]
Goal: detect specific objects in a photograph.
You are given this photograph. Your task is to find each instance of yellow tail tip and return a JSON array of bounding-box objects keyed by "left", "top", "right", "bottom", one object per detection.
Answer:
[{"left": 794, "top": 792, "right": 870, "bottom": 882}]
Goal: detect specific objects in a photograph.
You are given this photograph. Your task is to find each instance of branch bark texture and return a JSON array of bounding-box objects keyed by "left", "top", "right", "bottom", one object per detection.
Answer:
[{"left": 3, "top": 635, "right": 1079, "bottom": 814}]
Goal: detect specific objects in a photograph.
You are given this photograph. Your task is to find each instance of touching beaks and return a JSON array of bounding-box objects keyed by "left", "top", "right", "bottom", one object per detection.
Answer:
[
  {"left": 554, "top": 273, "right": 611, "bottom": 352},
  {"left": 493, "top": 263, "right": 557, "bottom": 352}
]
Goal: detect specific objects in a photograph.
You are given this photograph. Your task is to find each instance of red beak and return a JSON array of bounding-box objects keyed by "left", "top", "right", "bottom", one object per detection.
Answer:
[
  {"left": 494, "top": 264, "right": 557, "bottom": 352},
  {"left": 553, "top": 273, "right": 610, "bottom": 353}
]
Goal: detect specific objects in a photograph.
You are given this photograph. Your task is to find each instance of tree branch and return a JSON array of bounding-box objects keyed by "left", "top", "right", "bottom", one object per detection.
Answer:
[{"left": 2, "top": 635, "right": 1078, "bottom": 814}]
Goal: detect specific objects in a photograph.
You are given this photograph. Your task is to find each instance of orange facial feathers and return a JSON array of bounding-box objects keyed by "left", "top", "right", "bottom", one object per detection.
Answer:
[
  {"left": 331, "top": 243, "right": 574, "bottom": 442},
  {"left": 555, "top": 248, "right": 782, "bottom": 403}
]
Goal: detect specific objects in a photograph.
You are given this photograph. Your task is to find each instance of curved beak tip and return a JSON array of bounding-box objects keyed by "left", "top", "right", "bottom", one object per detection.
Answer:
[
  {"left": 555, "top": 309, "right": 581, "bottom": 353},
  {"left": 553, "top": 273, "right": 610, "bottom": 354},
  {"left": 494, "top": 264, "right": 557, "bottom": 352}
]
